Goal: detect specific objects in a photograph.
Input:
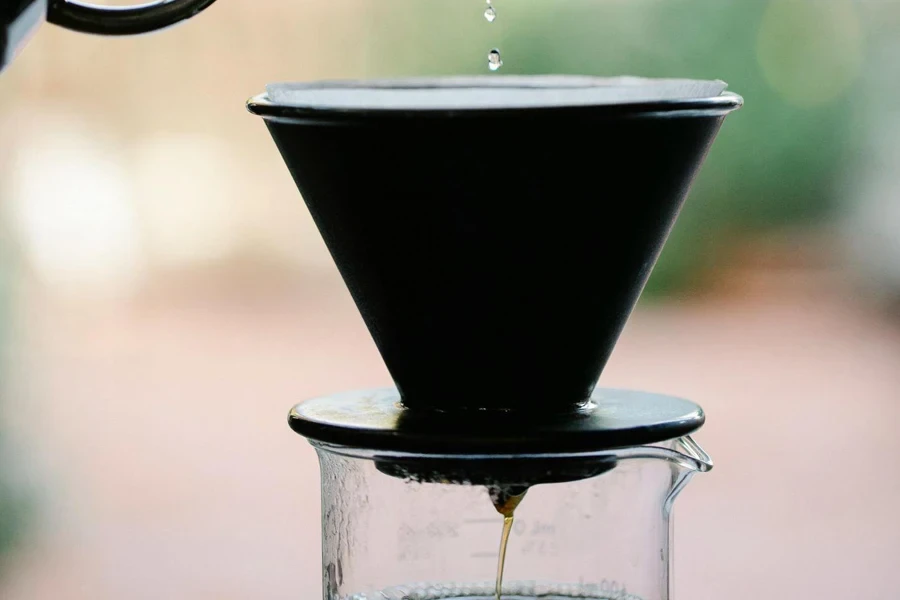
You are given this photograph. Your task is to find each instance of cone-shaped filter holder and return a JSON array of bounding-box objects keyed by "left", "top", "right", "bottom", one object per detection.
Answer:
[{"left": 248, "top": 76, "right": 741, "bottom": 457}]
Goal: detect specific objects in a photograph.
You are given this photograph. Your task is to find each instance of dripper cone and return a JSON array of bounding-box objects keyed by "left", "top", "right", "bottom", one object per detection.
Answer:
[{"left": 248, "top": 76, "right": 741, "bottom": 415}]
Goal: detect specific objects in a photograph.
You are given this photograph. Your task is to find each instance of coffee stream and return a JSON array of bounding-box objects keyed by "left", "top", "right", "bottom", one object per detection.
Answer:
[{"left": 488, "top": 485, "right": 529, "bottom": 600}]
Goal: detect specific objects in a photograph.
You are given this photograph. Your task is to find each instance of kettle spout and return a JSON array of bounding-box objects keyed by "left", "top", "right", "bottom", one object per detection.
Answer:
[{"left": 1, "top": 0, "right": 44, "bottom": 74}]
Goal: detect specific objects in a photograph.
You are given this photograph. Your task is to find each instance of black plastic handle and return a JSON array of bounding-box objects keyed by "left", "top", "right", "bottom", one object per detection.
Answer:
[{"left": 47, "top": 0, "right": 218, "bottom": 36}]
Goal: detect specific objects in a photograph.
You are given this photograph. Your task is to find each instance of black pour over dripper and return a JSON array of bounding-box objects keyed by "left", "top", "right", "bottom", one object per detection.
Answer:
[{"left": 247, "top": 76, "right": 741, "bottom": 483}]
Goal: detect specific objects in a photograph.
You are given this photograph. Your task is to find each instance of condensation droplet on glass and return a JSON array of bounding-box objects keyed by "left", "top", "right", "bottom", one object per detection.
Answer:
[
  {"left": 484, "top": 5, "right": 496, "bottom": 22},
  {"left": 488, "top": 49, "right": 502, "bottom": 71}
]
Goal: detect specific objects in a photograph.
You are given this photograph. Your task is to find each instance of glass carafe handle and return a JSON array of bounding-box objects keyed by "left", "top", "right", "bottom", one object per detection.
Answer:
[{"left": 47, "top": 0, "right": 218, "bottom": 35}]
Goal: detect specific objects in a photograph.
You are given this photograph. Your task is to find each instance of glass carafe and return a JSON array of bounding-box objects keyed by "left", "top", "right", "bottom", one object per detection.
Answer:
[{"left": 312, "top": 436, "right": 712, "bottom": 600}]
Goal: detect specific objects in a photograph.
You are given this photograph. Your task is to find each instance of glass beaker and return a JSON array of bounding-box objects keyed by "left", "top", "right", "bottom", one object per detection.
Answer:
[{"left": 311, "top": 435, "right": 712, "bottom": 600}]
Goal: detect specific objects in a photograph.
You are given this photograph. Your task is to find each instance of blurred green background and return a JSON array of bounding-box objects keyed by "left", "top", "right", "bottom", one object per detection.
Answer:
[
  {"left": 0, "top": 241, "right": 11, "bottom": 566},
  {"left": 0, "top": 234, "right": 27, "bottom": 575}
]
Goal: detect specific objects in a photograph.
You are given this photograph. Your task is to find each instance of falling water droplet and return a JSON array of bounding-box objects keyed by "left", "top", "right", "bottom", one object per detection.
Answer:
[
  {"left": 488, "top": 48, "right": 503, "bottom": 71},
  {"left": 484, "top": 4, "right": 496, "bottom": 22}
]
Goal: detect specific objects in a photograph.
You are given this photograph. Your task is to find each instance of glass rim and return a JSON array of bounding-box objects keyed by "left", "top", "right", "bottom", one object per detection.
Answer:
[{"left": 310, "top": 435, "right": 713, "bottom": 474}]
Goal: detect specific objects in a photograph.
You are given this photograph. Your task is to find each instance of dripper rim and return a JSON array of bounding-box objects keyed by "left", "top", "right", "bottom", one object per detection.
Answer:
[{"left": 246, "top": 75, "right": 742, "bottom": 121}]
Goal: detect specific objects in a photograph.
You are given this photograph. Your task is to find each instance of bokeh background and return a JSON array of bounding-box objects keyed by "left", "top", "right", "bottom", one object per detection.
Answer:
[{"left": 1, "top": 0, "right": 899, "bottom": 598}]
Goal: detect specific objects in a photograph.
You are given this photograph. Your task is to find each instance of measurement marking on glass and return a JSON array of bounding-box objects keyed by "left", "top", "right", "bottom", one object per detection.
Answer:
[{"left": 462, "top": 518, "right": 498, "bottom": 525}]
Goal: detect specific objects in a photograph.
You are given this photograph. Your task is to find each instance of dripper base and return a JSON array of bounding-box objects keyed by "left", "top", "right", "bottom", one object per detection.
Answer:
[{"left": 289, "top": 387, "right": 704, "bottom": 455}]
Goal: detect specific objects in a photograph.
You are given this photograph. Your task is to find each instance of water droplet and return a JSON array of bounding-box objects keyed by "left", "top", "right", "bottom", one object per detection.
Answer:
[
  {"left": 488, "top": 48, "right": 503, "bottom": 71},
  {"left": 484, "top": 4, "right": 496, "bottom": 22}
]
